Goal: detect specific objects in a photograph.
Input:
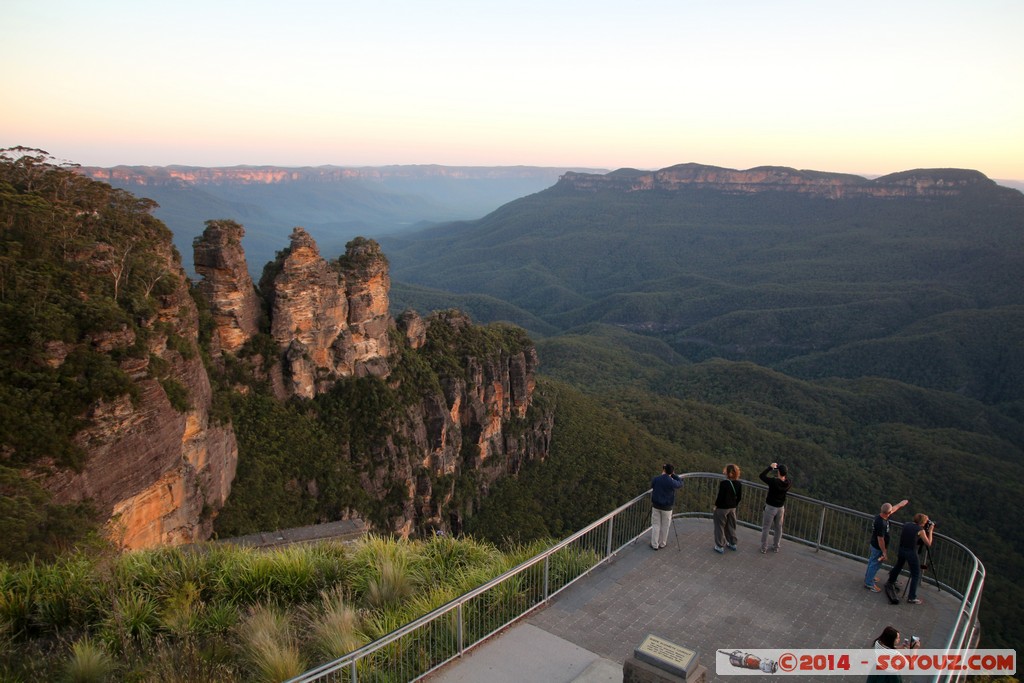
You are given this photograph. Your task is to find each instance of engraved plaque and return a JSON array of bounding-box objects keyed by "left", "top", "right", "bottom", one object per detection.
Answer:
[{"left": 634, "top": 634, "right": 698, "bottom": 677}]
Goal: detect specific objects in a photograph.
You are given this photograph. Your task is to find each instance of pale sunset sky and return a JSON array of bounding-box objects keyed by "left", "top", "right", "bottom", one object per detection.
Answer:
[{"left": 3, "top": 0, "right": 1023, "bottom": 180}]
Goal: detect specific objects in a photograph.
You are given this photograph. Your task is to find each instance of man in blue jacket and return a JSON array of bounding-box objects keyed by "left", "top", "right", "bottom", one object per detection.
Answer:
[{"left": 651, "top": 464, "right": 684, "bottom": 549}]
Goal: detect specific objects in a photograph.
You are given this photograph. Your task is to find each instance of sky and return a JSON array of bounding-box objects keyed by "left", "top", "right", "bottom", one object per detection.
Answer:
[{"left": 3, "top": 0, "right": 1023, "bottom": 180}]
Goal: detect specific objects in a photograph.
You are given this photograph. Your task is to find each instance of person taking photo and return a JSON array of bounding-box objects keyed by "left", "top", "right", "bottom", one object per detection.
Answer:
[
  {"left": 885, "top": 513, "right": 934, "bottom": 604},
  {"left": 759, "top": 462, "right": 791, "bottom": 554},
  {"left": 650, "top": 464, "right": 683, "bottom": 550}
]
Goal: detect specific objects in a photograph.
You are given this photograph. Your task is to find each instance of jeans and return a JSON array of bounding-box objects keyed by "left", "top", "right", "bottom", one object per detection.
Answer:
[
  {"left": 887, "top": 547, "right": 922, "bottom": 600},
  {"left": 864, "top": 545, "right": 884, "bottom": 587}
]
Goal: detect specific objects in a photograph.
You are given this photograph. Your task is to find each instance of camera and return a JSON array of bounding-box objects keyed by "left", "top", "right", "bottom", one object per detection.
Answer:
[{"left": 925, "top": 520, "right": 935, "bottom": 531}]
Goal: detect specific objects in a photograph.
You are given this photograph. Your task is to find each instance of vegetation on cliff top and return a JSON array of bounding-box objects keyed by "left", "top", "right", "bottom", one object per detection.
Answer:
[{"left": 0, "top": 534, "right": 568, "bottom": 682}]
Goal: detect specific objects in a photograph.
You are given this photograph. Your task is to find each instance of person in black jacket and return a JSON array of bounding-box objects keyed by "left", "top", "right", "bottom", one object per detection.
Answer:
[
  {"left": 885, "top": 513, "right": 934, "bottom": 604},
  {"left": 759, "top": 463, "right": 791, "bottom": 554},
  {"left": 713, "top": 464, "right": 743, "bottom": 553}
]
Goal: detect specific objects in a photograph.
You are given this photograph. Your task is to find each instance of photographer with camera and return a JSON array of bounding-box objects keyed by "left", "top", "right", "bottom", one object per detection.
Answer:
[
  {"left": 650, "top": 463, "right": 684, "bottom": 550},
  {"left": 759, "top": 462, "right": 791, "bottom": 554},
  {"left": 884, "top": 513, "right": 934, "bottom": 605},
  {"left": 867, "top": 625, "right": 921, "bottom": 682}
]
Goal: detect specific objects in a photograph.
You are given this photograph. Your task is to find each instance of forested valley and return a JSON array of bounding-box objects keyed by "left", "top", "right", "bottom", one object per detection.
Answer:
[{"left": 385, "top": 167, "right": 1024, "bottom": 651}]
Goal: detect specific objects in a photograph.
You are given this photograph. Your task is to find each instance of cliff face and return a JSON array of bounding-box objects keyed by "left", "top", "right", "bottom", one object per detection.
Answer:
[
  {"left": 261, "top": 228, "right": 391, "bottom": 399},
  {"left": 192, "top": 220, "right": 261, "bottom": 356},
  {"left": 396, "top": 311, "right": 550, "bottom": 535},
  {"left": 43, "top": 238, "right": 238, "bottom": 549},
  {"left": 193, "top": 226, "right": 551, "bottom": 536},
  {"left": 559, "top": 163, "right": 1016, "bottom": 200}
]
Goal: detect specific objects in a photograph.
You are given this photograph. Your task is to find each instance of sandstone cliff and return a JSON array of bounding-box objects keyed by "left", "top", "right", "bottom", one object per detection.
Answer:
[
  {"left": 193, "top": 219, "right": 261, "bottom": 356},
  {"left": 3, "top": 150, "right": 549, "bottom": 556},
  {"left": 388, "top": 310, "right": 551, "bottom": 535},
  {"left": 40, "top": 224, "right": 238, "bottom": 550},
  {"left": 559, "top": 163, "right": 1018, "bottom": 200},
  {"left": 258, "top": 228, "right": 392, "bottom": 399},
  {"left": 193, "top": 225, "right": 552, "bottom": 537}
]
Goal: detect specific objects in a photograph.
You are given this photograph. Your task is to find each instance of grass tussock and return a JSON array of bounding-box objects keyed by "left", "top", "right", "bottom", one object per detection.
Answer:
[
  {"left": 305, "top": 588, "right": 365, "bottom": 660},
  {"left": 238, "top": 605, "right": 305, "bottom": 682},
  {"left": 66, "top": 637, "right": 114, "bottom": 683}
]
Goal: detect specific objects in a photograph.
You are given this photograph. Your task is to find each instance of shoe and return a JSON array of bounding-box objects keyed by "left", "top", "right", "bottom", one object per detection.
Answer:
[
  {"left": 727, "top": 544, "right": 738, "bottom": 551},
  {"left": 714, "top": 545, "right": 724, "bottom": 554},
  {"left": 760, "top": 548, "right": 767, "bottom": 554},
  {"left": 772, "top": 547, "right": 779, "bottom": 553},
  {"left": 865, "top": 584, "right": 881, "bottom": 592},
  {"left": 651, "top": 545, "right": 659, "bottom": 550},
  {"left": 659, "top": 543, "right": 667, "bottom": 549},
  {"left": 908, "top": 598, "right": 923, "bottom": 605}
]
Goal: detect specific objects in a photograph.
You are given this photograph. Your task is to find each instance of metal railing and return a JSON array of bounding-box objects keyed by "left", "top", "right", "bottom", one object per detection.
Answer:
[{"left": 288, "top": 472, "right": 985, "bottom": 683}]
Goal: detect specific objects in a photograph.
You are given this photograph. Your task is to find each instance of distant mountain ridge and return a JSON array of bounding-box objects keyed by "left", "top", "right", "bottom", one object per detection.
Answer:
[
  {"left": 560, "top": 163, "right": 1022, "bottom": 200},
  {"left": 82, "top": 163, "right": 602, "bottom": 187},
  {"left": 382, "top": 162, "right": 1024, "bottom": 402},
  {"left": 77, "top": 163, "right": 607, "bottom": 274}
]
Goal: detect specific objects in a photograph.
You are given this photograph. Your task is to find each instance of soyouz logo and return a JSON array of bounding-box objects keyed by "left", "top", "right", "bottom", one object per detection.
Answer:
[{"left": 715, "top": 648, "right": 1016, "bottom": 676}]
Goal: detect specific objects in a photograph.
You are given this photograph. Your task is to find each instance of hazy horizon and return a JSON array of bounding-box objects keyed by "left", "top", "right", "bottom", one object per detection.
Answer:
[{"left": 4, "top": 1, "right": 1023, "bottom": 181}]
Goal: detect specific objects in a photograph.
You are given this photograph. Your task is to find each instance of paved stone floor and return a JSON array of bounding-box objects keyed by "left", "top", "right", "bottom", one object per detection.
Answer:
[{"left": 431, "top": 518, "right": 957, "bottom": 682}]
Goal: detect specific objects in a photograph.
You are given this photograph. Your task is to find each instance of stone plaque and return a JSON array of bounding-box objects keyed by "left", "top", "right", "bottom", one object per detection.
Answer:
[{"left": 634, "top": 634, "right": 698, "bottom": 677}]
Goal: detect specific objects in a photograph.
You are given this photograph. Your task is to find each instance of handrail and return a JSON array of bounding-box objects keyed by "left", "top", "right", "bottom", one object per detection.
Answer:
[{"left": 287, "top": 472, "right": 985, "bottom": 683}]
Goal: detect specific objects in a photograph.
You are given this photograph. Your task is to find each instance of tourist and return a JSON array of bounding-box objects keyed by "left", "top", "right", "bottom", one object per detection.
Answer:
[
  {"left": 864, "top": 499, "right": 908, "bottom": 592},
  {"left": 885, "top": 513, "right": 934, "bottom": 605},
  {"left": 713, "top": 464, "right": 742, "bottom": 553},
  {"left": 650, "top": 463, "right": 684, "bottom": 550},
  {"left": 759, "top": 463, "right": 791, "bottom": 554}
]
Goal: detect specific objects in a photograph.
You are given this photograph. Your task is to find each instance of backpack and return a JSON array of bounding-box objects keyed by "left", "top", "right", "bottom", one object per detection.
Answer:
[{"left": 884, "top": 582, "right": 900, "bottom": 605}]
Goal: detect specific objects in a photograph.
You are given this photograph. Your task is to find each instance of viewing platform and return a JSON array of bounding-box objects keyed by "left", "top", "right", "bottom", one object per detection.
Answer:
[
  {"left": 429, "top": 519, "right": 962, "bottom": 682},
  {"left": 288, "top": 473, "right": 984, "bottom": 683}
]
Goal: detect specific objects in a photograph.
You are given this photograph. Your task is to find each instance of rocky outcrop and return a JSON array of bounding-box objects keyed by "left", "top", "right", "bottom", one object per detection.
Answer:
[
  {"left": 192, "top": 219, "right": 260, "bottom": 355},
  {"left": 261, "top": 228, "right": 391, "bottom": 398},
  {"left": 397, "top": 310, "right": 427, "bottom": 349},
  {"left": 196, "top": 229, "right": 551, "bottom": 538},
  {"left": 559, "top": 163, "right": 1017, "bottom": 200},
  {"left": 356, "top": 310, "right": 551, "bottom": 536},
  {"left": 44, "top": 239, "right": 238, "bottom": 549},
  {"left": 265, "top": 228, "right": 351, "bottom": 398}
]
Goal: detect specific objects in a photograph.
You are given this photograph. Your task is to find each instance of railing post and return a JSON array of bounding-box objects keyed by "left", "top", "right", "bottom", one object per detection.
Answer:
[
  {"left": 815, "top": 505, "right": 826, "bottom": 551},
  {"left": 606, "top": 516, "right": 615, "bottom": 558},
  {"left": 457, "top": 602, "right": 464, "bottom": 656},
  {"left": 543, "top": 555, "right": 550, "bottom": 602},
  {"left": 349, "top": 658, "right": 357, "bottom": 683}
]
